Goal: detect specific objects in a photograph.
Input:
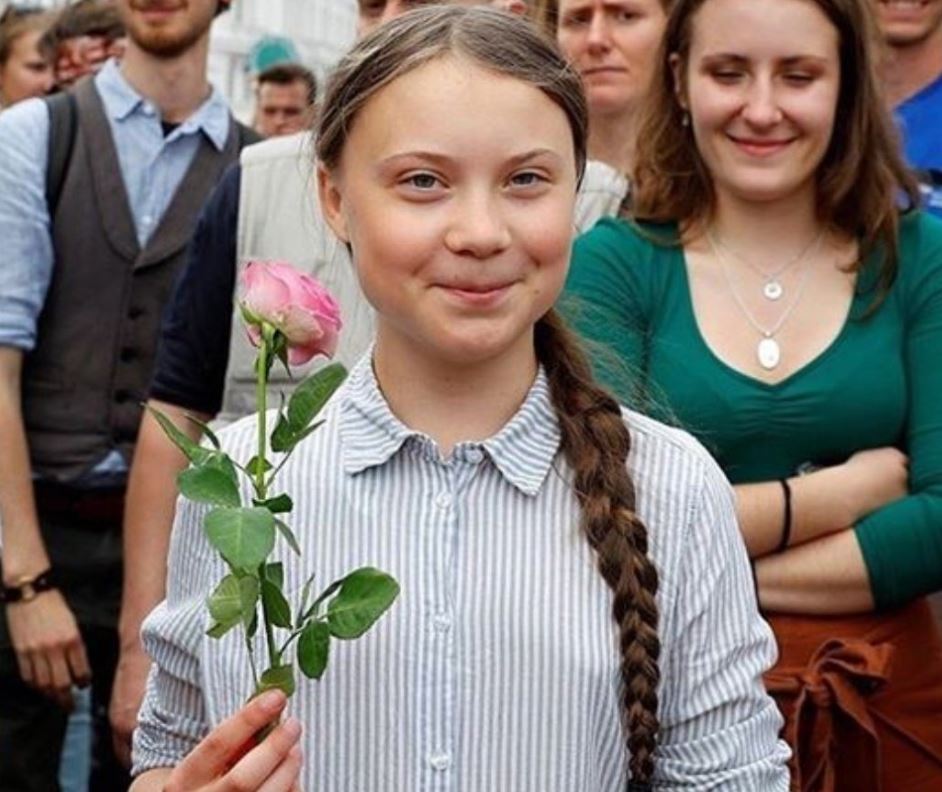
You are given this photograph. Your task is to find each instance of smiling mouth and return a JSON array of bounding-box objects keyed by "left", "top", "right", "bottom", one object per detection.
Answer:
[
  {"left": 582, "top": 66, "right": 627, "bottom": 76},
  {"left": 438, "top": 282, "right": 515, "bottom": 306},
  {"left": 727, "top": 134, "right": 795, "bottom": 156}
]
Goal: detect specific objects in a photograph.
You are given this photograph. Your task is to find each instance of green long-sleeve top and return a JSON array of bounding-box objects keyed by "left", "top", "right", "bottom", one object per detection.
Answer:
[{"left": 563, "top": 211, "right": 942, "bottom": 609}]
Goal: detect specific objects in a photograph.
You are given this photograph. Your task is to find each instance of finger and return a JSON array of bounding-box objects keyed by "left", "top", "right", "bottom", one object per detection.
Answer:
[
  {"left": 255, "top": 745, "right": 303, "bottom": 792},
  {"left": 224, "top": 719, "right": 302, "bottom": 792},
  {"left": 30, "top": 650, "right": 53, "bottom": 693},
  {"left": 14, "top": 649, "right": 33, "bottom": 686},
  {"left": 47, "top": 650, "right": 75, "bottom": 711},
  {"left": 173, "top": 690, "right": 287, "bottom": 785},
  {"left": 66, "top": 638, "right": 92, "bottom": 687}
]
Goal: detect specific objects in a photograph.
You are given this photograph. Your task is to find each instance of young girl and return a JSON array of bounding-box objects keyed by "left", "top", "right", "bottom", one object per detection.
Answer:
[
  {"left": 129, "top": 7, "right": 789, "bottom": 791},
  {"left": 566, "top": 0, "right": 942, "bottom": 787},
  {"left": 0, "top": 6, "right": 54, "bottom": 109}
]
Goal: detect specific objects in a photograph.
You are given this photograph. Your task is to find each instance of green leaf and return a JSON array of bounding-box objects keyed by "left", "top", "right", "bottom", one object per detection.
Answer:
[
  {"left": 206, "top": 621, "right": 231, "bottom": 639},
  {"left": 183, "top": 414, "right": 221, "bottom": 449},
  {"left": 286, "top": 364, "right": 346, "bottom": 431},
  {"left": 255, "top": 493, "right": 292, "bottom": 514},
  {"left": 246, "top": 455, "right": 273, "bottom": 477},
  {"left": 261, "top": 578, "right": 292, "bottom": 629},
  {"left": 304, "top": 577, "right": 344, "bottom": 622},
  {"left": 206, "top": 574, "right": 259, "bottom": 636},
  {"left": 298, "top": 620, "right": 330, "bottom": 680},
  {"left": 274, "top": 518, "right": 301, "bottom": 556},
  {"left": 204, "top": 507, "right": 275, "bottom": 572},
  {"left": 326, "top": 567, "right": 400, "bottom": 640},
  {"left": 247, "top": 610, "right": 259, "bottom": 640},
  {"left": 264, "top": 562, "right": 284, "bottom": 589},
  {"left": 178, "top": 465, "right": 241, "bottom": 508},
  {"left": 296, "top": 572, "right": 316, "bottom": 625},
  {"left": 270, "top": 412, "right": 294, "bottom": 454},
  {"left": 257, "top": 664, "right": 295, "bottom": 698},
  {"left": 146, "top": 406, "right": 212, "bottom": 465}
]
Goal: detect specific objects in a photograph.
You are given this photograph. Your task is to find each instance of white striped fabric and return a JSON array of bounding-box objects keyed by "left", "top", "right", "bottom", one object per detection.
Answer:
[{"left": 133, "top": 355, "right": 791, "bottom": 790}]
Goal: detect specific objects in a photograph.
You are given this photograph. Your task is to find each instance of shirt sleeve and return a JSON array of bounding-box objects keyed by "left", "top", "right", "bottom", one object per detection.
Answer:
[
  {"left": 149, "top": 162, "right": 241, "bottom": 415},
  {"left": 562, "top": 220, "right": 653, "bottom": 408},
  {"left": 132, "top": 494, "right": 214, "bottom": 774},
  {"left": 0, "top": 99, "right": 54, "bottom": 351},
  {"left": 855, "top": 213, "right": 942, "bottom": 607},
  {"left": 656, "top": 451, "right": 792, "bottom": 789}
]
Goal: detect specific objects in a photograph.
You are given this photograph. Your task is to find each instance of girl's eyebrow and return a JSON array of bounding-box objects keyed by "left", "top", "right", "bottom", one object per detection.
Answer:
[
  {"left": 378, "top": 148, "right": 564, "bottom": 168},
  {"left": 699, "top": 52, "right": 831, "bottom": 67}
]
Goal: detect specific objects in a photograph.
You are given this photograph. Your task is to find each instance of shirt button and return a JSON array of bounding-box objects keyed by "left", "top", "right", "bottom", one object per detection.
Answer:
[
  {"left": 435, "top": 492, "right": 452, "bottom": 510},
  {"left": 466, "top": 448, "right": 484, "bottom": 464},
  {"left": 432, "top": 612, "right": 451, "bottom": 633},
  {"left": 428, "top": 752, "right": 451, "bottom": 771}
]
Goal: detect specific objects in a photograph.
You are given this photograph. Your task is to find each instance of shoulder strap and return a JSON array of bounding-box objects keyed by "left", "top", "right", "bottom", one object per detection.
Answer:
[{"left": 43, "top": 91, "right": 78, "bottom": 218}]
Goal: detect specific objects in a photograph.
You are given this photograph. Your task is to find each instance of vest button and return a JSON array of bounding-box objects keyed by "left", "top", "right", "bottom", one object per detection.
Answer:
[
  {"left": 115, "top": 390, "right": 131, "bottom": 404},
  {"left": 128, "top": 307, "right": 144, "bottom": 320},
  {"left": 120, "top": 347, "right": 137, "bottom": 362}
]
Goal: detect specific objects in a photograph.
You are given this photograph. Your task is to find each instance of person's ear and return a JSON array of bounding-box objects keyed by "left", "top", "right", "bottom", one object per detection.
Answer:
[
  {"left": 669, "top": 52, "right": 688, "bottom": 112},
  {"left": 317, "top": 163, "right": 350, "bottom": 244}
]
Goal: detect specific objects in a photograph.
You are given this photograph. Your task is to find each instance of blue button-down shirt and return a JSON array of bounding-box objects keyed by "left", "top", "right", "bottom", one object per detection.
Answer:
[
  {"left": 0, "top": 58, "right": 231, "bottom": 352},
  {"left": 134, "top": 355, "right": 790, "bottom": 790}
]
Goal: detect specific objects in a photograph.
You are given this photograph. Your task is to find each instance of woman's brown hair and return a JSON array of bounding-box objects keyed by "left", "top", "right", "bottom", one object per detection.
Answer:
[
  {"left": 0, "top": 6, "right": 54, "bottom": 67},
  {"left": 631, "top": 0, "right": 921, "bottom": 300},
  {"left": 315, "top": 6, "right": 661, "bottom": 787}
]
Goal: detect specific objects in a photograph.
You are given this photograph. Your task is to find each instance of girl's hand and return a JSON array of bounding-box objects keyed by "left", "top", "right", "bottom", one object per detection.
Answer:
[
  {"left": 163, "top": 690, "right": 302, "bottom": 792},
  {"left": 835, "top": 446, "right": 909, "bottom": 522}
]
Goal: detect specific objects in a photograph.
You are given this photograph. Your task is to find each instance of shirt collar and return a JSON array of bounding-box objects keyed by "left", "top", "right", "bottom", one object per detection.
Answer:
[
  {"left": 94, "top": 58, "right": 231, "bottom": 151},
  {"left": 339, "top": 353, "right": 562, "bottom": 497}
]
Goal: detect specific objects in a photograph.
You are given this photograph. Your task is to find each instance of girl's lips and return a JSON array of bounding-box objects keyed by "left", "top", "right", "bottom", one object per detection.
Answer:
[
  {"left": 438, "top": 283, "right": 514, "bottom": 307},
  {"left": 727, "top": 134, "right": 795, "bottom": 157}
]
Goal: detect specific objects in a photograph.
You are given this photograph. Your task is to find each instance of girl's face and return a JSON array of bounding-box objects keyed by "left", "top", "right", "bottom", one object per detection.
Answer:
[
  {"left": 0, "top": 30, "right": 54, "bottom": 105},
  {"left": 557, "top": 0, "right": 666, "bottom": 119},
  {"left": 319, "top": 56, "right": 578, "bottom": 369},
  {"left": 676, "top": 0, "right": 841, "bottom": 207}
]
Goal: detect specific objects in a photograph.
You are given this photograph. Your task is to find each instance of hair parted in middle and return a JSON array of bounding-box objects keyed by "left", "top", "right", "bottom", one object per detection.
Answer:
[
  {"left": 631, "top": 0, "right": 921, "bottom": 303},
  {"left": 315, "top": 5, "right": 662, "bottom": 788}
]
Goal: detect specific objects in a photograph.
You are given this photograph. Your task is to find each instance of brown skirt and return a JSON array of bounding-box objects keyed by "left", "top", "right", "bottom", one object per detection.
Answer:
[{"left": 765, "top": 599, "right": 942, "bottom": 792}]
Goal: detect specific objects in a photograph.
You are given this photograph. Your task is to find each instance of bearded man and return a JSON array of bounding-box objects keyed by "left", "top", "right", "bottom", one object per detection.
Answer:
[{"left": 0, "top": 2, "right": 256, "bottom": 789}]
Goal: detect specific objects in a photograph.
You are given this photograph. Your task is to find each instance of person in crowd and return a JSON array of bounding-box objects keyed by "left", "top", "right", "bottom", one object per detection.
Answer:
[
  {"left": 877, "top": 0, "right": 942, "bottom": 215},
  {"left": 565, "top": 0, "right": 942, "bottom": 787},
  {"left": 556, "top": 0, "right": 668, "bottom": 230},
  {"left": 0, "top": 5, "right": 54, "bottom": 108},
  {"left": 128, "top": 8, "right": 789, "bottom": 791},
  {"left": 43, "top": 0, "right": 126, "bottom": 89},
  {"left": 109, "top": 0, "right": 532, "bottom": 764},
  {"left": 252, "top": 62, "right": 317, "bottom": 138},
  {"left": 0, "top": 0, "right": 256, "bottom": 789}
]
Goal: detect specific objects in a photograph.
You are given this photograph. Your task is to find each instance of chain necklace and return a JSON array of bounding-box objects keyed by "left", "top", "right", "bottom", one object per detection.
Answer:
[
  {"left": 709, "top": 232, "right": 818, "bottom": 371},
  {"left": 708, "top": 229, "right": 824, "bottom": 301}
]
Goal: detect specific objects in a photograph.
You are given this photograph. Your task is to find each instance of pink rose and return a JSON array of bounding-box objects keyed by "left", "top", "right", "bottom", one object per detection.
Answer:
[{"left": 240, "top": 261, "right": 342, "bottom": 366}]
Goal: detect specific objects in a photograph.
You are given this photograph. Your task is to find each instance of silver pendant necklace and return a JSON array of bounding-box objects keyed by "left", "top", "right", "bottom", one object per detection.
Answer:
[
  {"left": 709, "top": 230, "right": 824, "bottom": 302},
  {"left": 709, "top": 232, "right": 819, "bottom": 371}
]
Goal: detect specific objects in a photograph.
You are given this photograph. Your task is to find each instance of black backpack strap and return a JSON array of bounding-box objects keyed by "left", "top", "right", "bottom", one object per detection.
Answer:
[{"left": 44, "top": 91, "right": 79, "bottom": 218}]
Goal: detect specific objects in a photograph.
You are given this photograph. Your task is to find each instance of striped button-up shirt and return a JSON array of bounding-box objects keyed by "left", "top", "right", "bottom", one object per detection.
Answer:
[{"left": 133, "top": 356, "right": 791, "bottom": 790}]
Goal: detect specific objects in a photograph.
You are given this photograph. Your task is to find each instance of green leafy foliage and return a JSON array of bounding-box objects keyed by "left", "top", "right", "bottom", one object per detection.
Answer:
[
  {"left": 274, "top": 518, "right": 301, "bottom": 556},
  {"left": 326, "top": 567, "right": 400, "bottom": 640},
  {"left": 206, "top": 575, "right": 259, "bottom": 638},
  {"left": 298, "top": 621, "right": 330, "bottom": 680},
  {"left": 262, "top": 578, "right": 293, "bottom": 629},
  {"left": 204, "top": 507, "right": 275, "bottom": 572},
  {"left": 257, "top": 664, "right": 295, "bottom": 698},
  {"left": 270, "top": 363, "right": 346, "bottom": 453},
  {"left": 256, "top": 494, "right": 293, "bottom": 514},
  {"left": 246, "top": 456, "right": 273, "bottom": 477},
  {"left": 182, "top": 414, "right": 221, "bottom": 449},
  {"left": 146, "top": 406, "right": 213, "bottom": 465},
  {"left": 178, "top": 465, "right": 240, "bottom": 508}
]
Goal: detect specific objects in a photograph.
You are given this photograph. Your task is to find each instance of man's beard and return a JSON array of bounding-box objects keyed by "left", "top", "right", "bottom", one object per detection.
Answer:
[{"left": 123, "top": 1, "right": 213, "bottom": 58}]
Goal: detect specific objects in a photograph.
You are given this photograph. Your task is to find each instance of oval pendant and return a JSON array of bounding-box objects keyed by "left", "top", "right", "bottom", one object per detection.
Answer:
[
  {"left": 763, "top": 280, "right": 784, "bottom": 301},
  {"left": 757, "top": 337, "right": 781, "bottom": 370}
]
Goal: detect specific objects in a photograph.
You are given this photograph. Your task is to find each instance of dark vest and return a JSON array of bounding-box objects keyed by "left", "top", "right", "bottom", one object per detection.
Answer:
[{"left": 22, "top": 78, "right": 241, "bottom": 483}]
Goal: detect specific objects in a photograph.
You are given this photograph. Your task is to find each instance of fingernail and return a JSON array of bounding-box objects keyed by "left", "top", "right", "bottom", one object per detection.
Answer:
[
  {"left": 258, "top": 689, "right": 284, "bottom": 712},
  {"left": 283, "top": 717, "right": 301, "bottom": 738}
]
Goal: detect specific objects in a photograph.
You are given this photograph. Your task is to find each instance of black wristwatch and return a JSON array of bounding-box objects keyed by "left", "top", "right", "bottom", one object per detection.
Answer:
[{"left": 0, "top": 569, "right": 56, "bottom": 604}]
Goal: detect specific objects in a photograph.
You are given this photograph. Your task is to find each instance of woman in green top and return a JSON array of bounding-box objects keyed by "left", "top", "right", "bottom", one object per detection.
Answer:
[{"left": 565, "top": 0, "right": 942, "bottom": 788}]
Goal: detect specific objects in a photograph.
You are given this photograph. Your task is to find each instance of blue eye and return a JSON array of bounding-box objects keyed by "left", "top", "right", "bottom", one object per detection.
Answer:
[
  {"left": 510, "top": 171, "right": 544, "bottom": 187},
  {"left": 406, "top": 173, "right": 439, "bottom": 189}
]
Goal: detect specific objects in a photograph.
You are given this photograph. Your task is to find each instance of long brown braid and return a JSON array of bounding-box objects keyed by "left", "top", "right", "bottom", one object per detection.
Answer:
[{"left": 536, "top": 310, "right": 661, "bottom": 788}]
